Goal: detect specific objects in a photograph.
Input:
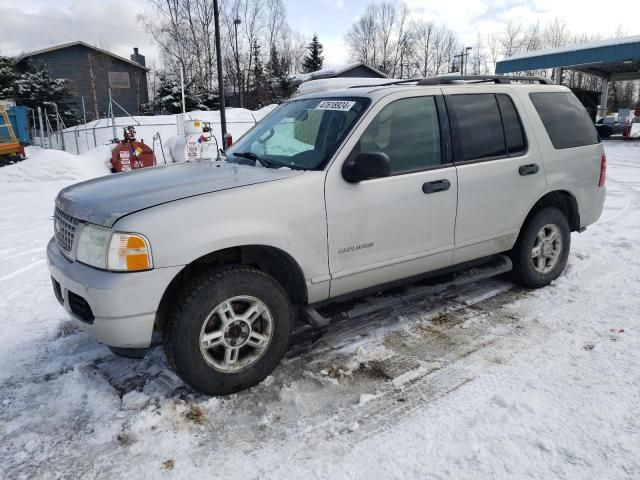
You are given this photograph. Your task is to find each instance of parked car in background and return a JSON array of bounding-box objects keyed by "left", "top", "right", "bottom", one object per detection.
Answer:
[
  {"left": 47, "top": 76, "right": 606, "bottom": 395},
  {"left": 595, "top": 116, "right": 626, "bottom": 138}
]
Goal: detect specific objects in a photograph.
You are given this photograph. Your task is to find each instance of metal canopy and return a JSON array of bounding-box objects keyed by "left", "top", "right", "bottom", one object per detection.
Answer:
[{"left": 496, "top": 35, "right": 640, "bottom": 81}]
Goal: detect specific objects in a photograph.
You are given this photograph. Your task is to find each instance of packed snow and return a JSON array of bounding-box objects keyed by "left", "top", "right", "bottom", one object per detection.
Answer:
[{"left": 0, "top": 141, "right": 639, "bottom": 479}]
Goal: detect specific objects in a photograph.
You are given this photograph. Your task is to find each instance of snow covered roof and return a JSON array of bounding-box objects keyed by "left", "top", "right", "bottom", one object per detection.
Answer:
[
  {"left": 506, "top": 35, "right": 640, "bottom": 61},
  {"left": 291, "top": 62, "right": 388, "bottom": 84},
  {"left": 496, "top": 35, "right": 640, "bottom": 81},
  {"left": 17, "top": 41, "right": 150, "bottom": 72}
]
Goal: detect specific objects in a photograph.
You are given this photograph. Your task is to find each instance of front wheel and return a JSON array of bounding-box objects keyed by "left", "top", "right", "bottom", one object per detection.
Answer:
[
  {"left": 163, "top": 266, "right": 294, "bottom": 395},
  {"left": 511, "top": 207, "right": 571, "bottom": 288}
]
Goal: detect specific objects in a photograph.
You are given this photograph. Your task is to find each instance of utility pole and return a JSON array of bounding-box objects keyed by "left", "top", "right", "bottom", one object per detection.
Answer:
[
  {"left": 234, "top": 17, "right": 242, "bottom": 108},
  {"left": 81, "top": 96, "right": 89, "bottom": 150},
  {"left": 108, "top": 88, "right": 117, "bottom": 141},
  {"left": 213, "top": 0, "right": 228, "bottom": 142},
  {"left": 37, "top": 106, "right": 45, "bottom": 148},
  {"left": 454, "top": 47, "right": 473, "bottom": 75},
  {"left": 180, "top": 66, "right": 186, "bottom": 115}
]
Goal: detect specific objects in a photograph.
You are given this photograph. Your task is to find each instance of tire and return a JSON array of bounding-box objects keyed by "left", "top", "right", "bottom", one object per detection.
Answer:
[
  {"left": 163, "top": 266, "right": 294, "bottom": 395},
  {"left": 511, "top": 207, "right": 571, "bottom": 288},
  {"left": 598, "top": 126, "right": 612, "bottom": 138}
]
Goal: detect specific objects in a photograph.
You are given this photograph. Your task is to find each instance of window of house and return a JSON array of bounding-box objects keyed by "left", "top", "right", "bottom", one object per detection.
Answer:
[{"left": 108, "top": 72, "right": 130, "bottom": 89}]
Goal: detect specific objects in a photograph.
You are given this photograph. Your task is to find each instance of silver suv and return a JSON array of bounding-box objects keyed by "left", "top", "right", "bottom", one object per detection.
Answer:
[{"left": 48, "top": 75, "right": 606, "bottom": 395}]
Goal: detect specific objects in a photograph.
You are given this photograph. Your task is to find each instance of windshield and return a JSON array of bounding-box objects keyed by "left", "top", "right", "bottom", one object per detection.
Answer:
[{"left": 226, "top": 97, "right": 370, "bottom": 170}]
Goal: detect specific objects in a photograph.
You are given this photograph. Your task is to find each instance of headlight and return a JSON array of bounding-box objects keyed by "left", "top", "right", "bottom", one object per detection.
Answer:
[
  {"left": 76, "top": 224, "right": 110, "bottom": 269},
  {"left": 76, "top": 225, "right": 152, "bottom": 271}
]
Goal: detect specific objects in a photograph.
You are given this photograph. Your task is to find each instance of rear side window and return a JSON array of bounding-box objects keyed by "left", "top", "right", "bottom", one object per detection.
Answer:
[
  {"left": 497, "top": 94, "right": 526, "bottom": 154},
  {"left": 446, "top": 94, "right": 506, "bottom": 161},
  {"left": 358, "top": 96, "right": 442, "bottom": 175},
  {"left": 529, "top": 92, "right": 600, "bottom": 149}
]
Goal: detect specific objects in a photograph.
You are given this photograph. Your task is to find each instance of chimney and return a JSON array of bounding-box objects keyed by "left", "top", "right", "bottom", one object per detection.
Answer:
[{"left": 130, "top": 47, "right": 146, "bottom": 67}]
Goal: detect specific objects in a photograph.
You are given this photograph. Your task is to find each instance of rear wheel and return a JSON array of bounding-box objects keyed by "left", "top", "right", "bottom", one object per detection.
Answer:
[
  {"left": 163, "top": 266, "right": 293, "bottom": 395},
  {"left": 511, "top": 207, "right": 571, "bottom": 288}
]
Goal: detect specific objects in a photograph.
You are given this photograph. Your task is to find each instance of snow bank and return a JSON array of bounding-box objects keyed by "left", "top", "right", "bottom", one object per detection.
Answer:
[
  {"left": 0, "top": 145, "right": 112, "bottom": 192},
  {"left": 53, "top": 105, "right": 277, "bottom": 156}
]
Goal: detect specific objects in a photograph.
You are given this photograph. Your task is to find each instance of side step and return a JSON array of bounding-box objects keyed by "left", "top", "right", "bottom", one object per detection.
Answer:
[{"left": 300, "top": 255, "right": 512, "bottom": 328}]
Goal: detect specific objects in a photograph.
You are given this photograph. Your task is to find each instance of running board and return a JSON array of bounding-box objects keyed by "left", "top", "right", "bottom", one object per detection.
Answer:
[{"left": 300, "top": 255, "right": 512, "bottom": 328}]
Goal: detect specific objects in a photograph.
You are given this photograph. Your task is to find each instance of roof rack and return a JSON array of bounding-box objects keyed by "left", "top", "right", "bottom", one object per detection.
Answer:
[
  {"left": 349, "top": 78, "right": 422, "bottom": 89},
  {"left": 347, "top": 74, "right": 553, "bottom": 90},
  {"left": 417, "top": 75, "right": 553, "bottom": 85}
]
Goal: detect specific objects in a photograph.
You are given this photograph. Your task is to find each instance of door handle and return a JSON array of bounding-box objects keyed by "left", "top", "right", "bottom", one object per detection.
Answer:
[
  {"left": 422, "top": 179, "right": 451, "bottom": 194},
  {"left": 519, "top": 163, "right": 539, "bottom": 176}
]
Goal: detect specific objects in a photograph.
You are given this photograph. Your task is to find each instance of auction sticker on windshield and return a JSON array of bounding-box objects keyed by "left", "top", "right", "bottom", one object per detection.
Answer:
[{"left": 315, "top": 100, "right": 356, "bottom": 111}]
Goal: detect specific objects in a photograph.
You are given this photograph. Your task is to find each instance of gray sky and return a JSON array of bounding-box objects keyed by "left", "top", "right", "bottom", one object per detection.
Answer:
[{"left": 0, "top": 0, "right": 638, "bottom": 69}]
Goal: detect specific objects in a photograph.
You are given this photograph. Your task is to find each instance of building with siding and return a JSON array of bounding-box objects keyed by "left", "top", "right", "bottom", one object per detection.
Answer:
[{"left": 17, "top": 41, "right": 149, "bottom": 123}]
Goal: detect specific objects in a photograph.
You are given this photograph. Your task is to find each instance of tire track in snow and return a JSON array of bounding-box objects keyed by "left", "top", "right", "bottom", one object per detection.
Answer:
[
  {"left": 0, "top": 259, "right": 46, "bottom": 282},
  {"left": 0, "top": 247, "right": 45, "bottom": 260}
]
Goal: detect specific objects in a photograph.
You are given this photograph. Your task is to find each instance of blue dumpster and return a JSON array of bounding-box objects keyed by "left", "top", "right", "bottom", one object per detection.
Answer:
[{"left": 8, "top": 106, "right": 31, "bottom": 145}]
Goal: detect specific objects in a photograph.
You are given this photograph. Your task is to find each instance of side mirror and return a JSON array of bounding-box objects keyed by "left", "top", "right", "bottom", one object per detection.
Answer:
[{"left": 342, "top": 152, "right": 391, "bottom": 182}]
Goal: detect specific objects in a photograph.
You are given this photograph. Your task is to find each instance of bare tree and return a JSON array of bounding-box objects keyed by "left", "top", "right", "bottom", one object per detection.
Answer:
[
  {"left": 468, "top": 33, "right": 489, "bottom": 75},
  {"left": 345, "top": 4, "right": 379, "bottom": 68},
  {"left": 266, "top": 0, "right": 285, "bottom": 50},
  {"left": 500, "top": 20, "right": 524, "bottom": 58},
  {"left": 486, "top": 32, "right": 500, "bottom": 74},
  {"left": 413, "top": 20, "right": 435, "bottom": 77},
  {"left": 345, "top": 1, "right": 462, "bottom": 78}
]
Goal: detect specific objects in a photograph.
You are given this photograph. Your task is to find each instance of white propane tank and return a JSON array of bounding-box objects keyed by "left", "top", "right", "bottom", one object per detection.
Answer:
[
  {"left": 178, "top": 119, "right": 219, "bottom": 161},
  {"left": 185, "top": 119, "right": 204, "bottom": 135},
  {"left": 183, "top": 134, "right": 218, "bottom": 160}
]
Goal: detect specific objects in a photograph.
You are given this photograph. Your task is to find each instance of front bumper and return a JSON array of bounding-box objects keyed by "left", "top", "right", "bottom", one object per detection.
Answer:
[{"left": 47, "top": 237, "right": 183, "bottom": 348}]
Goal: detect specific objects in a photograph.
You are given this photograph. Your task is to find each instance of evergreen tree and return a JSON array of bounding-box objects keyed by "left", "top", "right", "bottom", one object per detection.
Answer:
[
  {"left": 267, "top": 44, "right": 283, "bottom": 102},
  {"left": 263, "top": 44, "right": 295, "bottom": 104},
  {"left": 150, "top": 73, "right": 181, "bottom": 114},
  {"left": 149, "top": 72, "right": 216, "bottom": 114},
  {"left": 14, "top": 65, "right": 78, "bottom": 125},
  {"left": 0, "top": 58, "right": 77, "bottom": 124},
  {"left": 0, "top": 56, "right": 18, "bottom": 100},
  {"left": 250, "top": 40, "right": 267, "bottom": 108},
  {"left": 302, "top": 34, "right": 324, "bottom": 73}
]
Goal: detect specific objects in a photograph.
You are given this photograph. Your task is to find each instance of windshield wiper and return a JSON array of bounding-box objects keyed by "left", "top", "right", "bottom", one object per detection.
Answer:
[{"left": 232, "top": 151, "right": 273, "bottom": 168}]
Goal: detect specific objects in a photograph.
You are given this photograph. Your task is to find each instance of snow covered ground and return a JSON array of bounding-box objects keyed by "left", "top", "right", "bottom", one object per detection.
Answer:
[{"left": 1, "top": 142, "right": 639, "bottom": 479}]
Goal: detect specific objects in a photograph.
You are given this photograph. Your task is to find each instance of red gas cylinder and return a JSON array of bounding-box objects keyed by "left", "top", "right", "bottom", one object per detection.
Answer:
[{"left": 111, "top": 126, "right": 156, "bottom": 173}]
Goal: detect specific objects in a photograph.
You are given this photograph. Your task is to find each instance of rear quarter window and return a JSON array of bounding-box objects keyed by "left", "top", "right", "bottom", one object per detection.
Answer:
[{"left": 529, "top": 92, "right": 600, "bottom": 149}]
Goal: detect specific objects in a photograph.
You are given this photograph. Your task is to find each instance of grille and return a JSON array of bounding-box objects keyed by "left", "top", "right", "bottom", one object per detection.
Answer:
[
  {"left": 54, "top": 207, "right": 80, "bottom": 254},
  {"left": 68, "top": 291, "right": 94, "bottom": 324}
]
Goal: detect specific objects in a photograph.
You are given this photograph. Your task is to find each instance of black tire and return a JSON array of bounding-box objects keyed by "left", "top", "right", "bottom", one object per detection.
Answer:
[
  {"left": 597, "top": 125, "right": 612, "bottom": 138},
  {"left": 511, "top": 207, "right": 571, "bottom": 288},
  {"left": 163, "top": 266, "right": 293, "bottom": 395}
]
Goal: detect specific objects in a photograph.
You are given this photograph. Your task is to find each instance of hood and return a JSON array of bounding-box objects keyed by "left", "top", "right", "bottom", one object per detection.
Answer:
[{"left": 56, "top": 160, "right": 302, "bottom": 227}]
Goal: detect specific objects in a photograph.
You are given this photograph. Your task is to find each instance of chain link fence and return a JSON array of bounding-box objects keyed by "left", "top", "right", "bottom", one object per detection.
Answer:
[{"left": 30, "top": 107, "right": 275, "bottom": 158}]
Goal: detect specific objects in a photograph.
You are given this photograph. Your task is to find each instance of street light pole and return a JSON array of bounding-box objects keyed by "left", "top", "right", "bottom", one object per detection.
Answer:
[
  {"left": 213, "top": 0, "right": 227, "bottom": 142},
  {"left": 234, "top": 18, "right": 242, "bottom": 108}
]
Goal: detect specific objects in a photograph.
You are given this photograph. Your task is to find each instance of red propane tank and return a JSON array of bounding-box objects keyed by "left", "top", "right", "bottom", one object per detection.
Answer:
[{"left": 111, "top": 126, "right": 156, "bottom": 173}]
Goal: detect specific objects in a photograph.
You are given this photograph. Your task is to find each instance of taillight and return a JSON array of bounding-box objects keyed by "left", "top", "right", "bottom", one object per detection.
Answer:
[{"left": 598, "top": 154, "right": 606, "bottom": 187}]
